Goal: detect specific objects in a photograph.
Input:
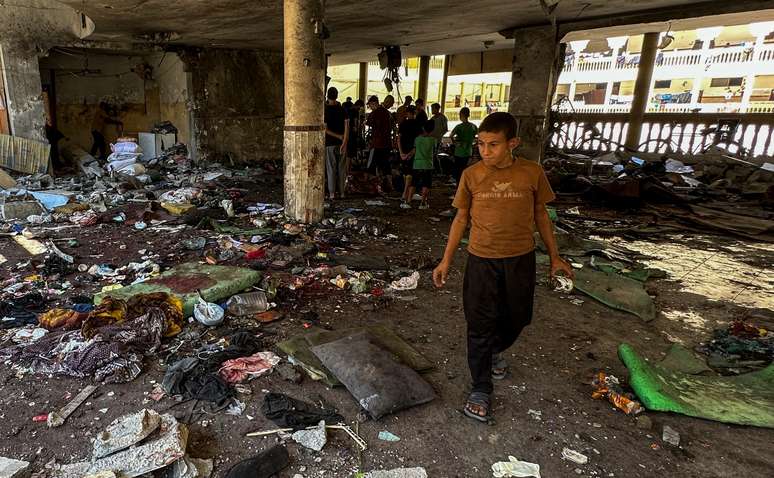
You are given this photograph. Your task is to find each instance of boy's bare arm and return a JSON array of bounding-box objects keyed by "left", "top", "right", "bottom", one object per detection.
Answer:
[
  {"left": 433, "top": 208, "right": 469, "bottom": 288},
  {"left": 535, "top": 203, "right": 574, "bottom": 278}
]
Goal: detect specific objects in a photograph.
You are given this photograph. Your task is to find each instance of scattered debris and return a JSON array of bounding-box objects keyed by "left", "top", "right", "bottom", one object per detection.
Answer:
[
  {"left": 491, "top": 456, "right": 541, "bottom": 478},
  {"left": 561, "top": 448, "right": 588, "bottom": 465},
  {"left": 662, "top": 425, "right": 681, "bottom": 447},
  {"left": 47, "top": 384, "right": 99, "bottom": 428},
  {"left": 292, "top": 420, "right": 327, "bottom": 451},
  {"left": 377, "top": 431, "right": 400, "bottom": 442}
]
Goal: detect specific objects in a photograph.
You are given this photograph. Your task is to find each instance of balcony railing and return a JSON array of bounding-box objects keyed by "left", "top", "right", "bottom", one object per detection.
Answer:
[
  {"left": 563, "top": 43, "right": 774, "bottom": 74},
  {"left": 556, "top": 101, "right": 774, "bottom": 114},
  {"left": 548, "top": 111, "right": 774, "bottom": 157}
]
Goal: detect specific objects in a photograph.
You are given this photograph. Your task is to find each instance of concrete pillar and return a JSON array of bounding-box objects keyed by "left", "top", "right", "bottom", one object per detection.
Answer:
[
  {"left": 440, "top": 55, "right": 450, "bottom": 113},
  {"left": 417, "top": 55, "right": 430, "bottom": 102},
  {"left": 624, "top": 32, "right": 659, "bottom": 150},
  {"left": 283, "top": 0, "right": 325, "bottom": 223},
  {"left": 508, "top": 25, "right": 563, "bottom": 161},
  {"left": 0, "top": 45, "right": 47, "bottom": 142},
  {"left": 358, "top": 61, "right": 368, "bottom": 101}
]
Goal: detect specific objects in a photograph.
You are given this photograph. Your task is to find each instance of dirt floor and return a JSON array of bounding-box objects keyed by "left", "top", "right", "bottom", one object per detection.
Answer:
[{"left": 1, "top": 171, "right": 772, "bottom": 478}]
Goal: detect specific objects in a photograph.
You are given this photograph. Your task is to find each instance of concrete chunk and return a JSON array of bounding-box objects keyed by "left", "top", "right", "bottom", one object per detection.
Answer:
[
  {"left": 93, "top": 409, "right": 162, "bottom": 458},
  {"left": 292, "top": 420, "right": 327, "bottom": 452},
  {"left": 55, "top": 414, "right": 187, "bottom": 478},
  {"left": 0, "top": 457, "right": 30, "bottom": 478},
  {"left": 364, "top": 468, "right": 428, "bottom": 478}
]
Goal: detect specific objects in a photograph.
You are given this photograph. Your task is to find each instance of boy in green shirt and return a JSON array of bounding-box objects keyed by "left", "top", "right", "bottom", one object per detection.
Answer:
[
  {"left": 404, "top": 120, "right": 436, "bottom": 210},
  {"left": 450, "top": 107, "right": 478, "bottom": 186}
]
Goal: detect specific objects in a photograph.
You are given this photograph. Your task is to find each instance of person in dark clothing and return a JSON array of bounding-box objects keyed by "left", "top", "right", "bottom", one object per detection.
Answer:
[
  {"left": 397, "top": 106, "right": 422, "bottom": 207},
  {"left": 343, "top": 97, "right": 354, "bottom": 112},
  {"left": 365, "top": 94, "right": 394, "bottom": 192},
  {"left": 90, "top": 101, "right": 122, "bottom": 160},
  {"left": 415, "top": 98, "right": 428, "bottom": 124},
  {"left": 324, "top": 87, "right": 349, "bottom": 200},
  {"left": 45, "top": 120, "right": 66, "bottom": 169},
  {"left": 347, "top": 99, "right": 365, "bottom": 159}
]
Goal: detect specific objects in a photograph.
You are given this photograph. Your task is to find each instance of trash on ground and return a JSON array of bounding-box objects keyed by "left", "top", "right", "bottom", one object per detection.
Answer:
[
  {"left": 591, "top": 370, "right": 643, "bottom": 415},
  {"left": 491, "top": 455, "right": 541, "bottom": 478},
  {"left": 561, "top": 447, "right": 588, "bottom": 465},
  {"left": 619, "top": 343, "right": 774, "bottom": 428}
]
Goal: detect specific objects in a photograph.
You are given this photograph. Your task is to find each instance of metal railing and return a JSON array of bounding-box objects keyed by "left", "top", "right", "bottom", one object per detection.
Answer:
[{"left": 548, "top": 111, "right": 774, "bottom": 157}]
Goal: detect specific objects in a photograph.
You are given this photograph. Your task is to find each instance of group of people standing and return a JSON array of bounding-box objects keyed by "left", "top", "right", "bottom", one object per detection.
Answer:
[{"left": 324, "top": 89, "right": 479, "bottom": 208}]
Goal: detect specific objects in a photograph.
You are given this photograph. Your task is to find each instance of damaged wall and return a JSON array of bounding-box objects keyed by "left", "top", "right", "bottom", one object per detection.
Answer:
[
  {"left": 181, "top": 48, "right": 283, "bottom": 164},
  {"left": 39, "top": 50, "right": 190, "bottom": 154},
  {"left": 0, "top": 45, "right": 48, "bottom": 142},
  {"left": 152, "top": 52, "right": 190, "bottom": 147}
]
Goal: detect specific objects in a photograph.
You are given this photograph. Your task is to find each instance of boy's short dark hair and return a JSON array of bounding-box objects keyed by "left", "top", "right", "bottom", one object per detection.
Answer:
[
  {"left": 431, "top": 103, "right": 441, "bottom": 111},
  {"left": 415, "top": 98, "right": 425, "bottom": 106},
  {"left": 368, "top": 95, "right": 379, "bottom": 104},
  {"left": 479, "top": 112, "right": 518, "bottom": 139},
  {"left": 460, "top": 107, "right": 470, "bottom": 117},
  {"left": 327, "top": 87, "right": 338, "bottom": 100},
  {"left": 423, "top": 120, "right": 435, "bottom": 133},
  {"left": 354, "top": 99, "right": 365, "bottom": 107}
]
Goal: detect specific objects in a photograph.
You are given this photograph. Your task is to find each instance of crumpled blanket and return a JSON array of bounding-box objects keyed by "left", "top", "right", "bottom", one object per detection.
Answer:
[
  {"left": 218, "top": 352, "right": 280, "bottom": 384},
  {"left": 1, "top": 307, "right": 168, "bottom": 383},
  {"left": 81, "top": 293, "right": 183, "bottom": 339}
]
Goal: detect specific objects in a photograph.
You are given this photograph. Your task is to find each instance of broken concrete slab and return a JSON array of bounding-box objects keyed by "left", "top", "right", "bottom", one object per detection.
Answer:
[
  {"left": 363, "top": 468, "right": 428, "bottom": 478},
  {"left": 0, "top": 456, "right": 30, "bottom": 478},
  {"left": 54, "top": 413, "right": 187, "bottom": 478},
  {"left": 292, "top": 420, "right": 327, "bottom": 451},
  {"left": 93, "top": 408, "right": 162, "bottom": 458}
]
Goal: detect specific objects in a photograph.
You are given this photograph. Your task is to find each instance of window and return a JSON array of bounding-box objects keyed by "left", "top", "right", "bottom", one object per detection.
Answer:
[
  {"left": 654, "top": 80, "right": 671, "bottom": 89},
  {"left": 595, "top": 83, "right": 607, "bottom": 90},
  {"left": 710, "top": 77, "right": 744, "bottom": 88}
]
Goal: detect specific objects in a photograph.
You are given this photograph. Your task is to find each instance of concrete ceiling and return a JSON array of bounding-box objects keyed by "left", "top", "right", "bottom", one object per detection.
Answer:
[{"left": 58, "top": 0, "right": 748, "bottom": 64}]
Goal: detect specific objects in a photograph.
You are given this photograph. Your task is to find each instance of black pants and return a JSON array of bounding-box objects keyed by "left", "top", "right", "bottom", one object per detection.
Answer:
[
  {"left": 463, "top": 251, "right": 536, "bottom": 394},
  {"left": 452, "top": 155, "right": 470, "bottom": 184},
  {"left": 90, "top": 130, "right": 107, "bottom": 160}
]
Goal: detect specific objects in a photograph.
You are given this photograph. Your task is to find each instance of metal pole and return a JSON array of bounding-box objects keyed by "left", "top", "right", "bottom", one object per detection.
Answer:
[{"left": 625, "top": 31, "right": 659, "bottom": 150}]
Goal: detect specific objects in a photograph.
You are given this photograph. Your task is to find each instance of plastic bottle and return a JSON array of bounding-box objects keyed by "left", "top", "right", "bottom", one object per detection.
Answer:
[{"left": 226, "top": 291, "right": 269, "bottom": 316}]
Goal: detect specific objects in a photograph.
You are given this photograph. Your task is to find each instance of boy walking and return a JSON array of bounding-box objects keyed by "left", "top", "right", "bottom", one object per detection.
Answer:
[
  {"left": 450, "top": 107, "right": 477, "bottom": 186},
  {"left": 432, "top": 112, "right": 573, "bottom": 422},
  {"left": 404, "top": 120, "right": 436, "bottom": 210}
]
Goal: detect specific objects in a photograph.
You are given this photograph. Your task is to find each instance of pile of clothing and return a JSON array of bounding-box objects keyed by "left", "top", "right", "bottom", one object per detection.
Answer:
[
  {"left": 106, "top": 138, "right": 145, "bottom": 177},
  {"left": 0, "top": 293, "right": 183, "bottom": 383}
]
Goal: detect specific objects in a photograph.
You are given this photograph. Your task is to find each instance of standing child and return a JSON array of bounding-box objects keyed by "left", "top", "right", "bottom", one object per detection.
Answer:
[
  {"left": 405, "top": 120, "right": 436, "bottom": 210},
  {"left": 398, "top": 106, "right": 421, "bottom": 209},
  {"left": 432, "top": 112, "right": 573, "bottom": 422},
  {"left": 450, "top": 107, "right": 478, "bottom": 186}
]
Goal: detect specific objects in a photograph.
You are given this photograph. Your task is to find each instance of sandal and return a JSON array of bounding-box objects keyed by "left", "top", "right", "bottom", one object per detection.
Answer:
[
  {"left": 492, "top": 354, "right": 508, "bottom": 380},
  {"left": 463, "top": 391, "right": 491, "bottom": 423}
]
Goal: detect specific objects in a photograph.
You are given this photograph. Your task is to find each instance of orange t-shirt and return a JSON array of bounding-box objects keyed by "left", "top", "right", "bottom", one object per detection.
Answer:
[{"left": 452, "top": 158, "right": 555, "bottom": 259}]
